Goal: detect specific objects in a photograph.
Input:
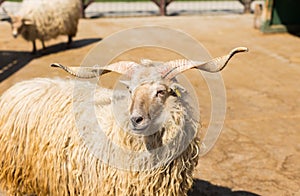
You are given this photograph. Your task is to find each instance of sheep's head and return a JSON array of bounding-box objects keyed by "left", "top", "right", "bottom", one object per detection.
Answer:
[
  {"left": 128, "top": 80, "right": 169, "bottom": 133},
  {"left": 51, "top": 47, "right": 248, "bottom": 135},
  {"left": 121, "top": 65, "right": 186, "bottom": 135}
]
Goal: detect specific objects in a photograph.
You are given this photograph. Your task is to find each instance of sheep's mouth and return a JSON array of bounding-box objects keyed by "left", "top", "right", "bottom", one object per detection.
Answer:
[
  {"left": 130, "top": 124, "right": 150, "bottom": 134},
  {"left": 130, "top": 120, "right": 163, "bottom": 136}
]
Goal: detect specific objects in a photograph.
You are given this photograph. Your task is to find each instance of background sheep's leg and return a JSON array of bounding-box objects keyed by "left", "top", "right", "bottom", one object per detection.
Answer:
[
  {"left": 66, "top": 35, "right": 73, "bottom": 49},
  {"left": 67, "top": 35, "right": 73, "bottom": 45},
  {"left": 41, "top": 40, "right": 46, "bottom": 50},
  {"left": 31, "top": 40, "right": 36, "bottom": 54}
]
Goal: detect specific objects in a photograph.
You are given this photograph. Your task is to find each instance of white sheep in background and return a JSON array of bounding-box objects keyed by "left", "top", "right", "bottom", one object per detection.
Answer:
[
  {"left": 3, "top": 0, "right": 81, "bottom": 53},
  {"left": 0, "top": 47, "right": 247, "bottom": 195}
]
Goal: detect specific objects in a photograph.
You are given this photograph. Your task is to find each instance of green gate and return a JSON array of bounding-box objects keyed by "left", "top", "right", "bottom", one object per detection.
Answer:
[{"left": 261, "top": 0, "right": 300, "bottom": 33}]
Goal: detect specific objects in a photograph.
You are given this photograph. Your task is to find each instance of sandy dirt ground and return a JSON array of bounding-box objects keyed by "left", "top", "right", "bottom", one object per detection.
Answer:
[{"left": 0, "top": 14, "right": 300, "bottom": 196}]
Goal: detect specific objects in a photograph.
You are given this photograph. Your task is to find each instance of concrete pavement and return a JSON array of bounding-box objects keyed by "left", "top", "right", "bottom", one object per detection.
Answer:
[{"left": 0, "top": 14, "right": 299, "bottom": 195}]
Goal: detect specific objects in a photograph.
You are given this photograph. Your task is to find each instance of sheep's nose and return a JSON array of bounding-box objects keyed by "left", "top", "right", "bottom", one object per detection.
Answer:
[{"left": 131, "top": 115, "right": 144, "bottom": 126}]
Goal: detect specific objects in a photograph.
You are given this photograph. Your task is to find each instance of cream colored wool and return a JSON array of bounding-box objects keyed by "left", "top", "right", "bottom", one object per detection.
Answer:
[
  {"left": 0, "top": 78, "right": 200, "bottom": 196},
  {"left": 16, "top": 0, "right": 81, "bottom": 42}
]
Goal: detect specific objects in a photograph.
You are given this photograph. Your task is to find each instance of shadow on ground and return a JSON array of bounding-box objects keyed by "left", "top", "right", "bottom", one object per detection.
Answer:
[
  {"left": 287, "top": 29, "right": 300, "bottom": 37},
  {"left": 0, "top": 38, "right": 101, "bottom": 82},
  {"left": 188, "top": 179, "right": 260, "bottom": 196}
]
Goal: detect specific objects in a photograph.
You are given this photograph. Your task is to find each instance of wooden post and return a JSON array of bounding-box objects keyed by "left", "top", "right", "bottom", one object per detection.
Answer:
[
  {"left": 238, "top": 0, "right": 254, "bottom": 13},
  {"left": 160, "top": 0, "right": 166, "bottom": 16},
  {"left": 0, "top": 0, "right": 5, "bottom": 6},
  {"left": 81, "top": 0, "right": 94, "bottom": 18},
  {"left": 151, "top": 0, "right": 174, "bottom": 16}
]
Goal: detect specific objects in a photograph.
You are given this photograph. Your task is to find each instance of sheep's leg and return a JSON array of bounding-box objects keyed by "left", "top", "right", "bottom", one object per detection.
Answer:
[
  {"left": 41, "top": 40, "right": 46, "bottom": 50},
  {"left": 67, "top": 35, "right": 72, "bottom": 45},
  {"left": 31, "top": 40, "right": 36, "bottom": 54},
  {"left": 66, "top": 35, "right": 73, "bottom": 49}
]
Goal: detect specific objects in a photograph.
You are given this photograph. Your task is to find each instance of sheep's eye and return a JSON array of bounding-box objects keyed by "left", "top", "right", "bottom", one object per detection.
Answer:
[
  {"left": 156, "top": 90, "right": 165, "bottom": 97},
  {"left": 127, "top": 87, "right": 132, "bottom": 94}
]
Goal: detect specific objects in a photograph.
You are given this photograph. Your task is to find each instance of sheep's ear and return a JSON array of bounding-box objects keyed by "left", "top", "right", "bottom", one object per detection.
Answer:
[
  {"left": 22, "top": 18, "right": 34, "bottom": 25},
  {"left": 169, "top": 83, "right": 186, "bottom": 98},
  {"left": 4, "top": 16, "right": 12, "bottom": 23}
]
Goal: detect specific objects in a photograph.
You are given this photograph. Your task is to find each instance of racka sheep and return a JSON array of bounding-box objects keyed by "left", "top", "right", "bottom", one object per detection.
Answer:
[
  {"left": 0, "top": 47, "right": 247, "bottom": 195},
  {"left": 4, "top": 0, "right": 81, "bottom": 53}
]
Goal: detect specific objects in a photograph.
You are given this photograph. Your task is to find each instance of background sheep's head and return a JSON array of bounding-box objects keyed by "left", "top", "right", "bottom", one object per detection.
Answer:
[
  {"left": 2, "top": 8, "right": 34, "bottom": 38},
  {"left": 51, "top": 47, "right": 247, "bottom": 136}
]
